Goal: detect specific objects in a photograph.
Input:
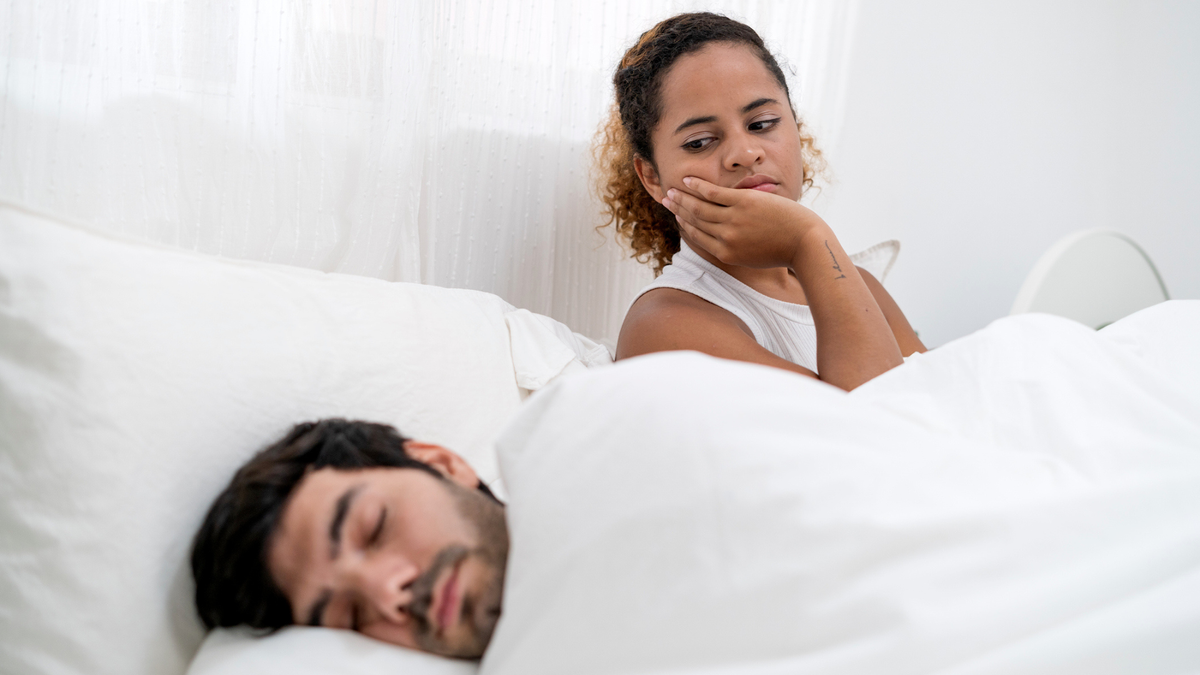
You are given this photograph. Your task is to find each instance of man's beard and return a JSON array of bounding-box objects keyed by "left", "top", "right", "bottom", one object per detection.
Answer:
[{"left": 403, "top": 484, "right": 509, "bottom": 659}]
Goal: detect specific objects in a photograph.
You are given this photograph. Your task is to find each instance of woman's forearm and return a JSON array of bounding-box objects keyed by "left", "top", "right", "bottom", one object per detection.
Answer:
[
  {"left": 658, "top": 178, "right": 906, "bottom": 388},
  {"left": 791, "top": 225, "right": 903, "bottom": 390}
]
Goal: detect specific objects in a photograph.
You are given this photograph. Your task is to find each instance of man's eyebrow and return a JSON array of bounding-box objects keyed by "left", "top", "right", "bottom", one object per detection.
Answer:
[
  {"left": 672, "top": 99, "right": 779, "bottom": 135},
  {"left": 329, "top": 484, "right": 365, "bottom": 560},
  {"left": 742, "top": 97, "right": 778, "bottom": 114},
  {"left": 306, "top": 590, "right": 332, "bottom": 627}
]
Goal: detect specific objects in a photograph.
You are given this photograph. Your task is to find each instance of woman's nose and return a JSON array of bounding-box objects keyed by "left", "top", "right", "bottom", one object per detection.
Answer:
[{"left": 725, "top": 131, "right": 764, "bottom": 170}]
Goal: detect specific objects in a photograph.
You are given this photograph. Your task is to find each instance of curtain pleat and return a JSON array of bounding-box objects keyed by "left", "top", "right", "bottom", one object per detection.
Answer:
[{"left": 0, "top": 0, "right": 856, "bottom": 341}]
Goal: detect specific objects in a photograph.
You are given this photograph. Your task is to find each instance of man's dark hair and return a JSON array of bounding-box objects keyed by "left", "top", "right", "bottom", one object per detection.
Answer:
[{"left": 190, "top": 418, "right": 498, "bottom": 631}]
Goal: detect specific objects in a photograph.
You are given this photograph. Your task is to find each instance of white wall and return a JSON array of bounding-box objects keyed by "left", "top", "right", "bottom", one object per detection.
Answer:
[{"left": 814, "top": 1, "right": 1200, "bottom": 347}]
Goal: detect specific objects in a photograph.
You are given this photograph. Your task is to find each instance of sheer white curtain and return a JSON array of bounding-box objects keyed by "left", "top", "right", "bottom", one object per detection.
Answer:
[{"left": 1, "top": 0, "right": 857, "bottom": 341}]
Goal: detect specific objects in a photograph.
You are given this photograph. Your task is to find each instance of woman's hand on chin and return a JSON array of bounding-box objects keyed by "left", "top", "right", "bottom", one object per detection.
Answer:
[{"left": 660, "top": 175, "right": 829, "bottom": 269}]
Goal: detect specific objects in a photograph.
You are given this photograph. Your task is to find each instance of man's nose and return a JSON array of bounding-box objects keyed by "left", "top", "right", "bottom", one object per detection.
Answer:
[{"left": 358, "top": 555, "right": 421, "bottom": 624}]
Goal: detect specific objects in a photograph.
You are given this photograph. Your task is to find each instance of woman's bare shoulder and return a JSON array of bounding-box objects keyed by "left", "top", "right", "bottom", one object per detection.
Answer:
[
  {"left": 617, "top": 288, "right": 752, "bottom": 359},
  {"left": 616, "top": 288, "right": 816, "bottom": 378}
]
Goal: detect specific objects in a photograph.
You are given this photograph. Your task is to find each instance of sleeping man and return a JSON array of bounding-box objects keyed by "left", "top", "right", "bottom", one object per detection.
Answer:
[{"left": 190, "top": 418, "right": 510, "bottom": 660}]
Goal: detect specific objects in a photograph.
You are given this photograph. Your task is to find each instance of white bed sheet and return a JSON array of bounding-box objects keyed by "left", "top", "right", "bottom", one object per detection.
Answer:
[{"left": 485, "top": 302, "right": 1200, "bottom": 675}]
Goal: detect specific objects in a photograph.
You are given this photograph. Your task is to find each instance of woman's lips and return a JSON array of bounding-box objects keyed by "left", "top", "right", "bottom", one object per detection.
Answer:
[{"left": 733, "top": 175, "right": 779, "bottom": 192}]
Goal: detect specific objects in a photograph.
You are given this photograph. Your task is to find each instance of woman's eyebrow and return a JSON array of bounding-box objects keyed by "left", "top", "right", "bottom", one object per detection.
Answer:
[
  {"left": 329, "top": 484, "right": 365, "bottom": 560},
  {"left": 742, "top": 97, "right": 777, "bottom": 113},
  {"left": 673, "top": 98, "right": 780, "bottom": 135},
  {"left": 675, "top": 115, "right": 717, "bottom": 134}
]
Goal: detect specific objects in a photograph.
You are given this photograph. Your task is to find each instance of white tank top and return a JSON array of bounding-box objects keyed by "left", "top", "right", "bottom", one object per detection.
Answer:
[{"left": 633, "top": 241, "right": 819, "bottom": 373}]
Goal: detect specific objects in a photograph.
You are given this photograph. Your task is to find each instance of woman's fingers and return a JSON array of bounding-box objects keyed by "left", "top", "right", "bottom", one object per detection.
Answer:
[
  {"left": 666, "top": 195, "right": 713, "bottom": 243},
  {"left": 664, "top": 191, "right": 725, "bottom": 255},
  {"left": 666, "top": 188, "right": 724, "bottom": 226},
  {"left": 682, "top": 176, "right": 736, "bottom": 206},
  {"left": 674, "top": 214, "right": 727, "bottom": 260}
]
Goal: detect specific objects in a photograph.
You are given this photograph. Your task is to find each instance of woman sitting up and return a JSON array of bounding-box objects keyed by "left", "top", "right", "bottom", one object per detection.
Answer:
[{"left": 595, "top": 12, "right": 925, "bottom": 391}]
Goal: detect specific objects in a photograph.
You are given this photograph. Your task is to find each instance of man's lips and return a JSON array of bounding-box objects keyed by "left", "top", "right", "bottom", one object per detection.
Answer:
[
  {"left": 733, "top": 175, "right": 778, "bottom": 191},
  {"left": 431, "top": 559, "right": 463, "bottom": 636}
]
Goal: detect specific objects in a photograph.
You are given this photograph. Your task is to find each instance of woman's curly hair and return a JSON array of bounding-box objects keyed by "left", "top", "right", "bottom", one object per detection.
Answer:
[{"left": 594, "top": 12, "right": 825, "bottom": 275}]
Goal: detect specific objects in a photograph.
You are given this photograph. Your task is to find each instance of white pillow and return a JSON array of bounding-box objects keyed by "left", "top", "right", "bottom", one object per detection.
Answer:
[
  {"left": 849, "top": 238, "right": 900, "bottom": 282},
  {"left": 0, "top": 200, "right": 583, "bottom": 675},
  {"left": 485, "top": 316, "right": 1200, "bottom": 675},
  {"left": 187, "top": 628, "right": 476, "bottom": 675}
]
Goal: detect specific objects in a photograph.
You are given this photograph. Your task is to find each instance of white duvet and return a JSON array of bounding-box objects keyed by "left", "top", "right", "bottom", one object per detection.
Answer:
[
  {"left": 12, "top": 200, "right": 1197, "bottom": 675},
  {"left": 187, "top": 303, "right": 1200, "bottom": 674},
  {"left": 482, "top": 302, "right": 1200, "bottom": 675}
]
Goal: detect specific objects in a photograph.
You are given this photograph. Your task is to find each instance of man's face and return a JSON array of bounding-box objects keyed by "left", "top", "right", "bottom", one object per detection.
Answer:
[{"left": 266, "top": 466, "right": 508, "bottom": 659}]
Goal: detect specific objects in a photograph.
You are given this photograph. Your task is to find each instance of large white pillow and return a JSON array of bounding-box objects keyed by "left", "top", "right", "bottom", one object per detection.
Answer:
[
  {"left": 484, "top": 312, "right": 1200, "bottom": 675},
  {"left": 187, "top": 627, "right": 476, "bottom": 675},
  {"left": 0, "top": 200, "right": 588, "bottom": 675}
]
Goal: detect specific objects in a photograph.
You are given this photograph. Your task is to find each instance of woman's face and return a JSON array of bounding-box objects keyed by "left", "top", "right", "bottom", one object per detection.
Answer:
[{"left": 635, "top": 42, "right": 804, "bottom": 204}]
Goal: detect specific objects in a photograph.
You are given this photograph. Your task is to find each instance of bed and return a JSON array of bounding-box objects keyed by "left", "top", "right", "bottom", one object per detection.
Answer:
[{"left": 2, "top": 200, "right": 1199, "bottom": 675}]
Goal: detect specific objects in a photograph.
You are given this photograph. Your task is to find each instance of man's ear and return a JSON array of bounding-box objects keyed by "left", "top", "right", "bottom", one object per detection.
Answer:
[
  {"left": 634, "top": 155, "right": 666, "bottom": 203},
  {"left": 402, "top": 440, "right": 479, "bottom": 489}
]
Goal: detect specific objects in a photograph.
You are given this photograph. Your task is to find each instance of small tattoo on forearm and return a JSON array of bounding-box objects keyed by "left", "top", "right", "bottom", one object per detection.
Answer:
[{"left": 824, "top": 240, "right": 847, "bottom": 279}]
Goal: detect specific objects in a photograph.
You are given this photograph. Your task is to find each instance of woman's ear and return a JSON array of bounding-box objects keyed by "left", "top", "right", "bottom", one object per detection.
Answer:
[
  {"left": 634, "top": 156, "right": 666, "bottom": 202},
  {"left": 402, "top": 440, "right": 479, "bottom": 489}
]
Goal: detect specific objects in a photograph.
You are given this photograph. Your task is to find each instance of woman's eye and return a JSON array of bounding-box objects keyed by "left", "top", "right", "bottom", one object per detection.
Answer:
[
  {"left": 368, "top": 506, "right": 387, "bottom": 546},
  {"left": 749, "top": 117, "right": 781, "bottom": 132},
  {"left": 682, "top": 137, "right": 713, "bottom": 151}
]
